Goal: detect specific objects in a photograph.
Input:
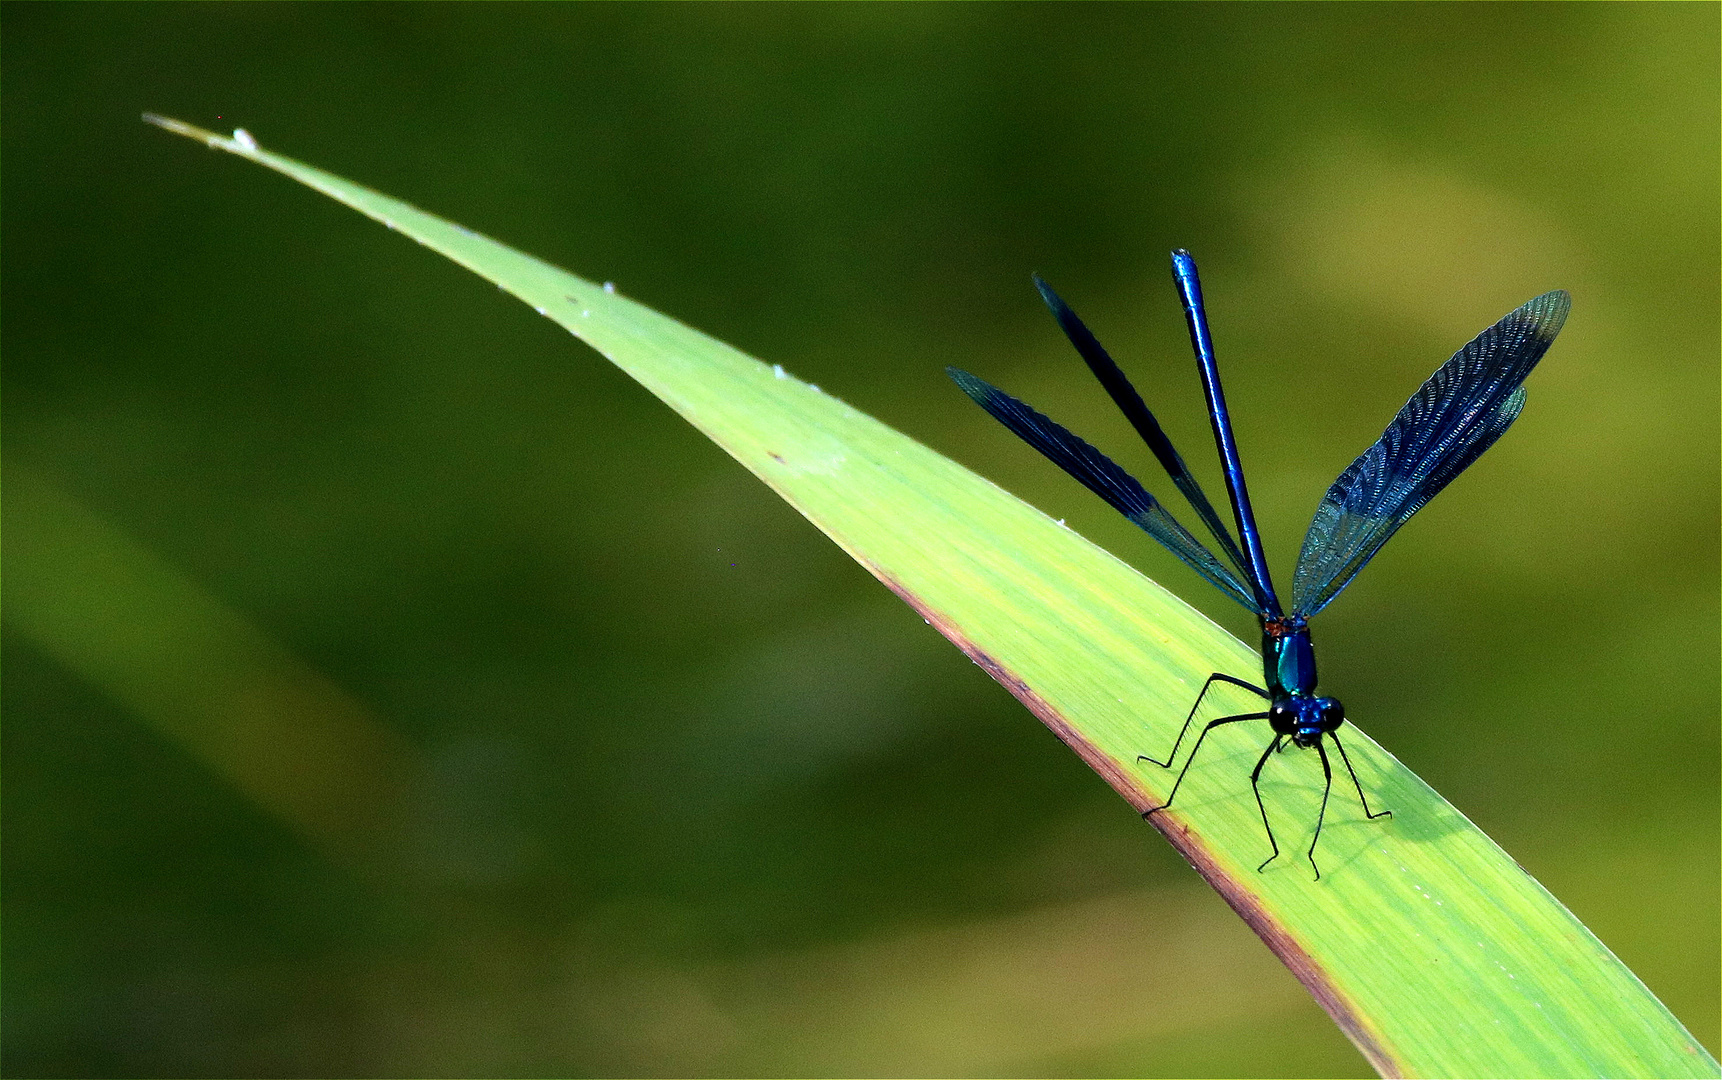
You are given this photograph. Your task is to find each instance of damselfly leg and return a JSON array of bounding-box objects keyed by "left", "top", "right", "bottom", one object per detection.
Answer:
[
  {"left": 1139, "top": 672, "right": 1268, "bottom": 768},
  {"left": 1141, "top": 710, "right": 1271, "bottom": 817}
]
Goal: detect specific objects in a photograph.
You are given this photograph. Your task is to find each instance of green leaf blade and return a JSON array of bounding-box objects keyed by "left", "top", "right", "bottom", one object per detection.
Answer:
[{"left": 147, "top": 117, "right": 1717, "bottom": 1079}]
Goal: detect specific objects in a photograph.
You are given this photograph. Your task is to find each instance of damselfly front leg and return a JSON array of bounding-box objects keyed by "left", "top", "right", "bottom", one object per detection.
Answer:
[{"left": 1141, "top": 709, "right": 1270, "bottom": 818}]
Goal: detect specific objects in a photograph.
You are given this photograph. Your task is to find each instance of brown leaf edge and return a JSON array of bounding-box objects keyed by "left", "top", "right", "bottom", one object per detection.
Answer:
[{"left": 864, "top": 558, "right": 1401, "bottom": 1079}]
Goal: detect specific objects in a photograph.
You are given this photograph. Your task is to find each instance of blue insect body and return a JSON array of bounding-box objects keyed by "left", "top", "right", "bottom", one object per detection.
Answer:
[{"left": 949, "top": 250, "right": 1568, "bottom": 878}]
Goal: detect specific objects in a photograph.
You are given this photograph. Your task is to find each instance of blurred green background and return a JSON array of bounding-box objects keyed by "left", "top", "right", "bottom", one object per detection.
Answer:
[{"left": 4, "top": 5, "right": 1716, "bottom": 1076}]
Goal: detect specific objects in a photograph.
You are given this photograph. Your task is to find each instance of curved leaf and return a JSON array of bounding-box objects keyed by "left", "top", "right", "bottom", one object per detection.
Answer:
[{"left": 145, "top": 116, "right": 1717, "bottom": 1079}]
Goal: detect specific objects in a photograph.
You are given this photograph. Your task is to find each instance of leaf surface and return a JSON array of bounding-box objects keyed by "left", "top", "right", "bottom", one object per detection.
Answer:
[{"left": 144, "top": 116, "right": 1717, "bottom": 1079}]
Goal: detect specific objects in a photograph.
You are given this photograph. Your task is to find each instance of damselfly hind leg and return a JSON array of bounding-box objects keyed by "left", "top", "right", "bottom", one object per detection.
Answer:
[
  {"left": 1293, "top": 734, "right": 1391, "bottom": 881},
  {"left": 1330, "top": 731, "right": 1392, "bottom": 821},
  {"left": 1250, "top": 735, "right": 1285, "bottom": 871},
  {"left": 1140, "top": 672, "right": 1268, "bottom": 768},
  {"left": 1304, "top": 740, "right": 1337, "bottom": 880}
]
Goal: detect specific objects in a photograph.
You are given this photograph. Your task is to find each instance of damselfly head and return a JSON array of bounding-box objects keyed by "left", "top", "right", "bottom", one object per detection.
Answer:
[{"left": 1272, "top": 696, "right": 1344, "bottom": 747}]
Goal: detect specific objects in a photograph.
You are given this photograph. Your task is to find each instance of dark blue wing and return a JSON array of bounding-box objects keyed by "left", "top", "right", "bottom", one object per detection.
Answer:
[
  {"left": 1291, "top": 290, "right": 1569, "bottom": 617},
  {"left": 949, "top": 367, "right": 1262, "bottom": 613},
  {"left": 1032, "top": 276, "right": 1252, "bottom": 581}
]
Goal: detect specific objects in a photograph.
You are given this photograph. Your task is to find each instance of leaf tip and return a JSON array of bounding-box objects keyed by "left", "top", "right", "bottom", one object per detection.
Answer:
[{"left": 142, "top": 113, "right": 260, "bottom": 155}]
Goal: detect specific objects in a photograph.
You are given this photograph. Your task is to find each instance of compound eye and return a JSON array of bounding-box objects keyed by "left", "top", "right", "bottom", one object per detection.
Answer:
[{"left": 1320, "top": 699, "right": 1345, "bottom": 725}]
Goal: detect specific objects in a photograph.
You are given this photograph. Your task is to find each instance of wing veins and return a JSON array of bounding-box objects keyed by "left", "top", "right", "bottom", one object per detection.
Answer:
[
  {"left": 949, "top": 367, "right": 1261, "bottom": 613},
  {"left": 1292, "top": 290, "right": 1570, "bottom": 616},
  {"left": 1033, "top": 277, "right": 1253, "bottom": 583}
]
